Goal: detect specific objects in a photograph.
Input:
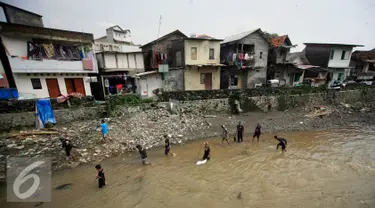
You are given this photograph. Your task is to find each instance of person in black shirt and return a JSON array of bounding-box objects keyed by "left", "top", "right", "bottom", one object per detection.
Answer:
[
  {"left": 202, "top": 142, "right": 210, "bottom": 161},
  {"left": 61, "top": 138, "right": 73, "bottom": 161},
  {"left": 236, "top": 122, "right": 244, "bottom": 143},
  {"left": 274, "top": 136, "right": 287, "bottom": 152},
  {"left": 95, "top": 164, "right": 105, "bottom": 188},
  {"left": 164, "top": 137, "right": 175, "bottom": 156},
  {"left": 136, "top": 144, "right": 151, "bottom": 165},
  {"left": 252, "top": 123, "right": 261, "bottom": 143}
]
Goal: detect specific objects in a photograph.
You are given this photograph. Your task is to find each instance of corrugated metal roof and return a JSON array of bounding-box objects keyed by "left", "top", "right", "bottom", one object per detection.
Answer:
[
  {"left": 294, "top": 64, "right": 321, "bottom": 70},
  {"left": 135, "top": 71, "right": 158, "bottom": 77},
  {"left": 221, "top": 29, "right": 260, "bottom": 44}
]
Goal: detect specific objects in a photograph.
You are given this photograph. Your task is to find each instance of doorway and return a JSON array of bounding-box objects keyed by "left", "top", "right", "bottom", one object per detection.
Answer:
[
  {"left": 204, "top": 73, "right": 212, "bottom": 90},
  {"left": 46, "top": 78, "right": 60, "bottom": 98},
  {"left": 65, "top": 78, "right": 86, "bottom": 96}
]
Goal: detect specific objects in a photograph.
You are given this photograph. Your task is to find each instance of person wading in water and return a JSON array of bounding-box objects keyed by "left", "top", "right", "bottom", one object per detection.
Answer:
[
  {"left": 274, "top": 136, "right": 288, "bottom": 152},
  {"left": 236, "top": 121, "right": 244, "bottom": 143},
  {"left": 252, "top": 123, "right": 261, "bottom": 142},
  {"left": 221, "top": 125, "right": 230, "bottom": 144},
  {"left": 202, "top": 142, "right": 211, "bottom": 161},
  {"left": 164, "top": 136, "right": 175, "bottom": 156}
]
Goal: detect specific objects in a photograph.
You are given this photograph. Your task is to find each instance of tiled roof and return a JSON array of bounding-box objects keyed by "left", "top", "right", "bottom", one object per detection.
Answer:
[
  {"left": 272, "top": 35, "right": 288, "bottom": 47},
  {"left": 351, "top": 50, "right": 375, "bottom": 61}
]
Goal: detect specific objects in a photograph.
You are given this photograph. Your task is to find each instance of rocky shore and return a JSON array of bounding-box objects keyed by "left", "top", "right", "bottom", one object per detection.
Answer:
[{"left": 0, "top": 101, "right": 374, "bottom": 182}]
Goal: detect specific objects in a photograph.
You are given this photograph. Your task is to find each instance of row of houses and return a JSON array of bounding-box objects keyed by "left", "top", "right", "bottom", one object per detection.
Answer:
[{"left": 0, "top": 2, "right": 374, "bottom": 100}]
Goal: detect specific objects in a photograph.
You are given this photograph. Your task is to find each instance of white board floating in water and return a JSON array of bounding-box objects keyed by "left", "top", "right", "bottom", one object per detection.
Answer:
[{"left": 196, "top": 159, "right": 207, "bottom": 165}]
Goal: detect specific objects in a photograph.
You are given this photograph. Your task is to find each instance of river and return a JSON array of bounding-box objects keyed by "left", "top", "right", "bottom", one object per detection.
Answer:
[{"left": 1, "top": 128, "right": 375, "bottom": 208}]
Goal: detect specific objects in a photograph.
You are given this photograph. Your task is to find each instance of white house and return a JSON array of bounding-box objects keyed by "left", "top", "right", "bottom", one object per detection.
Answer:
[
  {"left": 95, "top": 26, "right": 145, "bottom": 97},
  {"left": 0, "top": 3, "right": 98, "bottom": 99},
  {"left": 304, "top": 43, "right": 363, "bottom": 86},
  {"left": 134, "top": 71, "right": 163, "bottom": 98}
]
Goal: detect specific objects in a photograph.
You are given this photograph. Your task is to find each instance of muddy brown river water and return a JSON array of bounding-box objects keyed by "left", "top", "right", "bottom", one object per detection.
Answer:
[{"left": 1, "top": 128, "right": 375, "bottom": 208}]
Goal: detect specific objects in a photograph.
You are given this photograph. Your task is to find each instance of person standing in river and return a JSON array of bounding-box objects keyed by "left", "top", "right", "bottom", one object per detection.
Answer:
[
  {"left": 95, "top": 164, "right": 106, "bottom": 188},
  {"left": 236, "top": 121, "right": 244, "bottom": 143},
  {"left": 274, "top": 136, "right": 287, "bottom": 152},
  {"left": 221, "top": 125, "right": 230, "bottom": 144},
  {"left": 136, "top": 144, "right": 151, "bottom": 165},
  {"left": 202, "top": 142, "right": 211, "bottom": 161},
  {"left": 164, "top": 136, "right": 175, "bottom": 156},
  {"left": 252, "top": 123, "right": 261, "bottom": 142}
]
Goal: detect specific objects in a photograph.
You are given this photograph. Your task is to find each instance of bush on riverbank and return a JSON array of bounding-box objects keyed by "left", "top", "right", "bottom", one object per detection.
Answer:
[{"left": 105, "top": 94, "right": 154, "bottom": 114}]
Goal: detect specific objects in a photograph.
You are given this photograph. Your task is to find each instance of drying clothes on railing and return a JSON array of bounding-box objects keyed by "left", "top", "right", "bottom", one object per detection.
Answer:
[
  {"left": 239, "top": 53, "right": 244, "bottom": 60},
  {"left": 27, "top": 41, "right": 92, "bottom": 61},
  {"left": 82, "top": 59, "right": 94, "bottom": 70},
  {"left": 42, "top": 43, "right": 55, "bottom": 58},
  {"left": 153, "top": 52, "right": 168, "bottom": 68},
  {"left": 232, "top": 53, "right": 237, "bottom": 62}
]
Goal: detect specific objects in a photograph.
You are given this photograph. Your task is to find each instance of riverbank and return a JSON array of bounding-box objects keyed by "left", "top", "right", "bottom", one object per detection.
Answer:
[{"left": 0, "top": 99, "right": 374, "bottom": 182}]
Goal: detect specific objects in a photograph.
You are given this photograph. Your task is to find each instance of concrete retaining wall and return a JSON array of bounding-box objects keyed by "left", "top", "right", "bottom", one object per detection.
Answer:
[
  {"left": 0, "top": 106, "right": 105, "bottom": 131},
  {"left": 2, "top": 89, "right": 374, "bottom": 130}
]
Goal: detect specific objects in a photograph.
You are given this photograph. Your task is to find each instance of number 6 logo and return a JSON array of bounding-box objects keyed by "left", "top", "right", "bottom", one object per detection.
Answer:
[{"left": 13, "top": 161, "right": 45, "bottom": 199}]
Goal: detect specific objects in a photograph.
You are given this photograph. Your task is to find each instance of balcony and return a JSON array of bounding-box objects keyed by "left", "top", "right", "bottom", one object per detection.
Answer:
[{"left": 9, "top": 56, "right": 97, "bottom": 73}]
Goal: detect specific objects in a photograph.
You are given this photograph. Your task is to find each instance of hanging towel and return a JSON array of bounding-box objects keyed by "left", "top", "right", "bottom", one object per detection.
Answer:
[
  {"left": 160, "top": 53, "right": 163, "bottom": 60},
  {"left": 245, "top": 53, "right": 250, "bottom": 60},
  {"left": 42, "top": 44, "right": 55, "bottom": 58},
  {"left": 239, "top": 53, "right": 244, "bottom": 60},
  {"left": 232, "top": 53, "right": 237, "bottom": 61}
]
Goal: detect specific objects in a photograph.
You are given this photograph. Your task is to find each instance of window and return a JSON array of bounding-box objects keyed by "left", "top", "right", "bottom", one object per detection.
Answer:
[
  {"left": 200, "top": 73, "right": 205, "bottom": 84},
  {"left": 341, "top": 51, "right": 350, "bottom": 60},
  {"left": 294, "top": 73, "right": 302, "bottom": 82},
  {"left": 337, "top": 73, "right": 344, "bottom": 81},
  {"left": 330, "top": 50, "right": 334, "bottom": 59},
  {"left": 191, "top": 47, "right": 197, "bottom": 60},
  {"left": 209, "top": 48, "right": 214, "bottom": 60},
  {"left": 230, "top": 75, "right": 238, "bottom": 86},
  {"left": 31, "top": 78, "right": 42, "bottom": 89},
  {"left": 260, "top": 51, "right": 263, "bottom": 59}
]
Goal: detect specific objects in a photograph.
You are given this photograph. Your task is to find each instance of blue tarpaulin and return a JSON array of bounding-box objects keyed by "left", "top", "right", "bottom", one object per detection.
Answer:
[{"left": 35, "top": 99, "right": 56, "bottom": 129}]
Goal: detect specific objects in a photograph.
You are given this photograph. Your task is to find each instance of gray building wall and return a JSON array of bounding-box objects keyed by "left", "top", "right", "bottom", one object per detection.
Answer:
[
  {"left": 164, "top": 69, "right": 184, "bottom": 91},
  {"left": 239, "top": 32, "right": 269, "bottom": 88},
  {"left": 141, "top": 33, "right": 186, "bottom": 70}
]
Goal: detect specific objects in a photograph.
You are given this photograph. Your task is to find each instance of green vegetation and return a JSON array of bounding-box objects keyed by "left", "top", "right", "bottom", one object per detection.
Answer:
[{"left": 106, "top": 94, "right": 154, "bottom": 114}]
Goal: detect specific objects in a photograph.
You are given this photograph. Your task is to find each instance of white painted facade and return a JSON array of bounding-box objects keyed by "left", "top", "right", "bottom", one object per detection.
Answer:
[
  {"left": 135, "top": 72, "right": 163, "bottom": 98},
  {"left": 328, "top": 46, "right": 353, "bottom": 68},
  {"left": 96, "top": 52, "right": 144, "bottom": 72},
  {"left": 1, "top": 35, "right": 97, "bottom": 98},
  {"left": 13, "top": 74, "right": 92, "bottom": 98},
  {"left": 327, "top": 46, "right": 354, "bottom": 85}
]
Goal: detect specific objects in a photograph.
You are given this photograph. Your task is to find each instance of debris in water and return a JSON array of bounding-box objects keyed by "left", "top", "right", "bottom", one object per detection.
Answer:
[
  {"left": 237, "top": 192, "right": 242, "bottom": 199},
  {"left": 35, "top": 202, "right": 44, "bottom": 207},
  {"left": 55, "top": 183, "right": 73, "bottom": 190}
]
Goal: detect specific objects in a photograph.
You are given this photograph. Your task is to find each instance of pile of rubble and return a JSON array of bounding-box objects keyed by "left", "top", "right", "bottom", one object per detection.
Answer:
[{"left": 0, "top": 104, "right": 214, "bottom": 180}]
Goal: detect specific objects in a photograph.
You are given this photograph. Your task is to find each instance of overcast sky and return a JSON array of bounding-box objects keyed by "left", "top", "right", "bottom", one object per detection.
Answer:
[{"left": 2, "top": 0, "right": 375, "bottom": 51}]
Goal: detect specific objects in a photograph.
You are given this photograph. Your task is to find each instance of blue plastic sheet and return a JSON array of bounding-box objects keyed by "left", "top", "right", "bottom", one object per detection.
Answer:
[{"left": 36, "top": 99, "right": 56, "bottom": 128}]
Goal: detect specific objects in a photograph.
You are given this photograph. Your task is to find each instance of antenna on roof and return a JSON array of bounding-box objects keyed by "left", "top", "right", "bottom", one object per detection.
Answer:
[{"left": 157, "top": 15, "right": 162, "bottom": 39}]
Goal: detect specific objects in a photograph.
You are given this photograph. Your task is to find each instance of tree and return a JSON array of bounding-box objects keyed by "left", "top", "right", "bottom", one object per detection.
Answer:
[{"left": 263, "top": 31, "right": 279, "bottom": 46}]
